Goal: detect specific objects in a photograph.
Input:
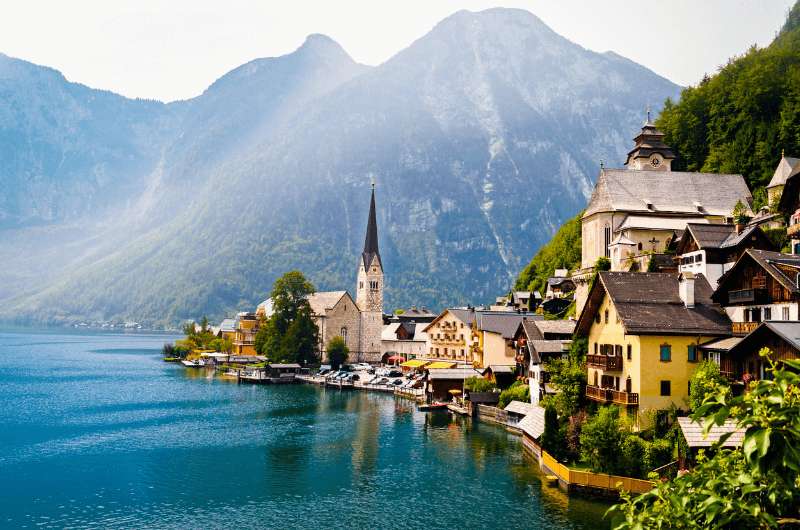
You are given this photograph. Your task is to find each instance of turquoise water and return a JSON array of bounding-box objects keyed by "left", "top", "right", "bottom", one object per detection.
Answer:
[{"left": 0, "top": 329, "right": 609, "bottom": 529}]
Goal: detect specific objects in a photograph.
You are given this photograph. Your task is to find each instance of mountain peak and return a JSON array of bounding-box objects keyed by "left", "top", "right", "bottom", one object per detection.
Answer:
[{"left": 295, "top": 33, "right": 353, "bottom": 63}]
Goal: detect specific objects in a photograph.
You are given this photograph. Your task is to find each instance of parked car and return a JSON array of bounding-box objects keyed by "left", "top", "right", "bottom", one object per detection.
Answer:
[{"left": 388, "top": 370, "right": 402, "bottom": 377}]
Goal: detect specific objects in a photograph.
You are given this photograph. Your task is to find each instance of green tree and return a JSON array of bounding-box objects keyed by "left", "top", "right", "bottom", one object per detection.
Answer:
[
  {"left": 542, "top": 338, "right": 587, "bottom": 417},
  {"left": 611, "top": 348, "right": 800, "bottom": 528},
  {"left": 261, "top": 271, "right": 319, "bottom": 363},
  {"left": 254, "top": 316, "right": 269, "bottom": 355},
  {"left": 540, "top": 405, "right": 562, "bottom": 457},
  {"left": 283, "top": 304, "right": 319, "bottom": 365},
  {"left": 580, "top": 406, "right": 626, "bottom": 474},
  {"left": 688, "top": 361, "right": 729, "bottom": 412},
  {"left": 327, "top": 335, "right": 349, "bottom": 369}
]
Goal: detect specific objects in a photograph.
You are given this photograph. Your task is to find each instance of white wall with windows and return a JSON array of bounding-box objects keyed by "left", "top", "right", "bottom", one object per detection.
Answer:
[{"left": 725, "top": 303, "right": 797, "bottom": 323}]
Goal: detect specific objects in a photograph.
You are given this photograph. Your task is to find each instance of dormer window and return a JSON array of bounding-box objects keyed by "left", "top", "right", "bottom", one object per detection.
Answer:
[{"left": 643, "top": 199, "right": 654, "bottom": 210}]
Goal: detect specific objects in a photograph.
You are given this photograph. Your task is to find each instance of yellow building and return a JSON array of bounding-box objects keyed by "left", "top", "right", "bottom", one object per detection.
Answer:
[
  {"left": 422, "top": 309, "right": 475, "bottom": 364},
  {"left": 233, "top": 312, "right": 259, "bottom": 355},
  {"left": 576, "top": 271, "right": 731, "bottom": 425}
]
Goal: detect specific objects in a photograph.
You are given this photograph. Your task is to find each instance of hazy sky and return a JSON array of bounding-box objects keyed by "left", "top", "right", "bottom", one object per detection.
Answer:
[{"left": 0, "top": 1, "right": 794, "bottom": 102}]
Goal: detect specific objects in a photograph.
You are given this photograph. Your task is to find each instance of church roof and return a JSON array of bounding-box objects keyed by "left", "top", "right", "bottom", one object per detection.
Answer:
[
  {"left": 625, "top": 122, "right": 676, "bottom": 164},
  {"left": 362, "top": 185, "right": 381, "bottom": 270},
  {"left": 767, "top": 155, "right": 800, "bottom": 189},
  {"left": 583, "top": 169, "right": 752, "bottom": 218},
  {"left": 307, "top": 291, "right": 349, "bottom": 316}
]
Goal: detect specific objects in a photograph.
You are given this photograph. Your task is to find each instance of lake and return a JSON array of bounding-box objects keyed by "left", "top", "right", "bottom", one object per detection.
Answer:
[{"left": 0, "top": 329, "right": 610, "bottom": 529}]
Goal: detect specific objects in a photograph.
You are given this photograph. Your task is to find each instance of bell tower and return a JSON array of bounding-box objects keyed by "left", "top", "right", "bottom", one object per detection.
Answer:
[
  {"left": 625, "top": 109, "right": 675, "bottom": 171},
  {"left": 356, "top": 182, "right": 384, "bottom": 362}
]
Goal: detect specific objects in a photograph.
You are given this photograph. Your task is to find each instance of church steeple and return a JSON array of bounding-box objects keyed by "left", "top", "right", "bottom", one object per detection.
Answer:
[
  {"left": 625, "top": 110, "right": 676, "bottom": 171},
  {"left": 362, "top": 182, "right": 381, "bottom": 269}
]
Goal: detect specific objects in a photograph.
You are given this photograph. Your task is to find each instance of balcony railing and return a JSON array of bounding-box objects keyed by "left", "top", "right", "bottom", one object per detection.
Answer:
[
  {"left": 728, "top": 288, "right": 768, "bottom": 304},
  {"left": 587, "top": 354, "right": 623, "bottom": 371},
  {"left": 732, "top": 321, "right": 760, "bottom": 336},
  {"left": 586, "top": 385, "right": 639, "bottom": 406}
]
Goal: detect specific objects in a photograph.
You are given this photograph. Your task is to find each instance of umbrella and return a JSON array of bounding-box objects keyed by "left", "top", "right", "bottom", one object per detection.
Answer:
[{"left": 386, "top": 355, "right": 405, "bottom": 364}]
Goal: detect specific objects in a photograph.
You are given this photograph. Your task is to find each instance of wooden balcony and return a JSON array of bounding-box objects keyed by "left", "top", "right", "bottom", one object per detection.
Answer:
[
  {"left": 587, "top": 354, "right": 623, "bottom": 371},
  {"left": 586, "top": 385, "right": 639, "bottom": 406},
  {"left": 732, "top": 321, "right": 759, "bottom": 336},
  {"left": 728, "top": 288, "right": 768, "bottom": 304}
]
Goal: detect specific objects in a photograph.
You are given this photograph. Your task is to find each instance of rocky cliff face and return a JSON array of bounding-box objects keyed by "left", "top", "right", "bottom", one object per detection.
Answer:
[{"left": 0, "top": 8, "right": 680, "bottom": 325}]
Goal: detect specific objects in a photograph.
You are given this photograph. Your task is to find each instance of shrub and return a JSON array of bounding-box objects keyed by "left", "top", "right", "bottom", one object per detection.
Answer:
[
  {"left": 464, "top": 376, "right": 497, "bottom": 393},
  {"left": 619, "top": 435, "right": 649, "bottom": 478},
  {"left": 498, "top": 380, "right": 530, "bottom": 408},
  {"left": 327, "top": 335, "right": 348, "bottom": 369},
  {"left": 644, "top": 438, "right": 674, "bottom": 472},
  {"left": 580, "top": 406, "right": 626, "bottom": 473},
  {"left": 565, "top": 411, "right": 588, "bottom": 462}
]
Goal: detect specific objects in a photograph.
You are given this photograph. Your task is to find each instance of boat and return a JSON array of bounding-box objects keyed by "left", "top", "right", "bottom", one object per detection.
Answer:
[
  {"left": 418, "top": 402, "right": 448, "bottom": 411},
  {"left": 181, "top": 359, "right": 206, "bottom": 367}
]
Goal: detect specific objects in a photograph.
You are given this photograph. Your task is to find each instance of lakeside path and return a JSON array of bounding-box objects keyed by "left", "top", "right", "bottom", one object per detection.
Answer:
[{"left": 0, "top": 329, "right": 610, "bottom": 529}]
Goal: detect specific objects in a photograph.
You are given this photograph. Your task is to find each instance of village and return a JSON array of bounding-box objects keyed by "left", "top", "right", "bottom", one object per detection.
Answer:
[{"left": 171, "top": 117, "right": 800, "bottom": 499}]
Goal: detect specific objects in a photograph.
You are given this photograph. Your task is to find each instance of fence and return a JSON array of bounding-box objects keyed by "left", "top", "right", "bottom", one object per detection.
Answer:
[{"left": 529, "top": 434, "right": 654, "bottom": 496}]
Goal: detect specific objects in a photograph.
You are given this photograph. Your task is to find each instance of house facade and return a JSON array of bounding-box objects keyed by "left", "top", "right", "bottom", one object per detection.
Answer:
[
  {"left": 422, "top": 309, "right": 476, "bottom": 364},
  {"left": 576, "top": 271, "right": 731, "bottom": 425}
]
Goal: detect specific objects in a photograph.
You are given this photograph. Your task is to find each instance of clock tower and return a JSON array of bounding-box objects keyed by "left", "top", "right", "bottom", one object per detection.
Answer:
[
  {"left": 356, "top": 182, "right": 384, "bottom": 362},
  {"left": 624, "top": 110, "right": 675, "bottom": 171}
]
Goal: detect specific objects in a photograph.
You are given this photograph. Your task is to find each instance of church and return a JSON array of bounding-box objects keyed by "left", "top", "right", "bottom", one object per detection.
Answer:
[
  {"left": 573, "top": 117, "right": 753, "bottom": 314},
  {"left": 308, "top": 184, "right": 385, "bottom": 363}
]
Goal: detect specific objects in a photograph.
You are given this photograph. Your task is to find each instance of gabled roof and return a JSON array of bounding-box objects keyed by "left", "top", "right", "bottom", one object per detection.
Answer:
[
  {"left": 529, "top": 319, "right": 576, "bottom": 338},
  {"left": 714, "top": 249, "right": 800, "bottom": 303},
  {"left": 504, "top": 400, "right": 539, "bottom": 416},
  {"left": 728, "top": 321, "right": 800, "bottom": 358},
  {"left": 583, "top": 169, "right": 752, "bottom": 218},
  {"left": 576, "top": 272, "right": 731, "bottom": 336},
  {"left": 677, "top": 417, "right": 744, "bottom": 448},
  {"left": 518, "top": 406, "right": 546, "bottom": 440},
  {"left": 478, "top": 313, "right": 529, "bottom": 339},
  {"left": 307, "top": 291, "right": 350, "bottom": 316},
  {"left": 677, "top": 223, "right": 768, "bottom": 255},
  {"left": 528, "top": 340, "right": 570, "bottom": 364},
  {"left": 767, "top": 155, "right": 800, "bottom": 189},
  {"left": 219, "top": 318, "right": 236, "bottom": 332}
]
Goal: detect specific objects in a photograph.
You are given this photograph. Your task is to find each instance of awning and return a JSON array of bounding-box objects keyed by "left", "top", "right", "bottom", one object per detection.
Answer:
[
  {"left": 426, "top": 361, "right": 457, "bottom": 369},
  {"left": 400, "top": 359, "right": 428, "bottom": 368},
  {"left": 386, "top": 355, "right": 405, "bottom": 363}
]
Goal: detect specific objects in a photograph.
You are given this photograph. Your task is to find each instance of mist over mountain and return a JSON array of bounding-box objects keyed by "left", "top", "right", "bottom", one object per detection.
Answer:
[{"left": 0, "top": 8, "right": 680, "bottom": 326}]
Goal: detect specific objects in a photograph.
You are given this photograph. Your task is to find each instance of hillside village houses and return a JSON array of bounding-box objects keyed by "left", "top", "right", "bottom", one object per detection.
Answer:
[{"left": 213, "top": 117, "right": 800, "bottom": 432}]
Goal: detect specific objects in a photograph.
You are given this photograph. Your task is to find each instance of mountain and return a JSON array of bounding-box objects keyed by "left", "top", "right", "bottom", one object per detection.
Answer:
[{"left": 0, "top": 8, "right": 680, "bottom": 326}]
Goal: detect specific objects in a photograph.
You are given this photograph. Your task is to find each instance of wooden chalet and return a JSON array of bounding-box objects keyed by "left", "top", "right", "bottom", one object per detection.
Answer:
[{"left": 711, "top": 249, "right": 800, "bottom": 336}]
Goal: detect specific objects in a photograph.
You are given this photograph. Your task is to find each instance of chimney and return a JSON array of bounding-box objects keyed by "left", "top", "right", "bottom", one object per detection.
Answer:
[{"left": 679, "top": 272, "right": 695, "bottom": 308}]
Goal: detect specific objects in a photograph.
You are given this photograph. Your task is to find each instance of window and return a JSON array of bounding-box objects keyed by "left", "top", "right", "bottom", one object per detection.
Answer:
[
  {"left": 595, "top": 312, "right": 601, "bottom": 324},
  {"left": 660, "top": 380, "right": 671, "bottom": 396},
  {"left": 638, "top": 242, "right": 643, "bottom": 251},
  {"left": 696, "top": 253, "right": 703, "bottom": 263},
  {"left": 783, "top": 307, "right": 791, "bottom": 320},
  {"left": 359, "top": 281, "right": 364, "bottom": 289},
  {"left": 764, "top": 307, "right": 772, "bottom": 320},
  {"left": 340, "top": 327, "right": 348, "bottom": 343},
  {"left": 687, "top": 344, "right": 697, "bottom": 362},
  {"left": 604, "top": 224, "right": 611, "bottom": 258},
  {"left": 660, "top": 344, "right": 672, "bottom": 362},
  {"left": 626, "top": 344, "right": 632, "bottom": 360},
  {"left": 594, "top": 343, "right": 598, "bottom": 355},
  {"left": 369, "top": 280, "right": 378, "bottom": 290},
  {"left": 604, "top": 310, "right": 609, "bottom": 323}
]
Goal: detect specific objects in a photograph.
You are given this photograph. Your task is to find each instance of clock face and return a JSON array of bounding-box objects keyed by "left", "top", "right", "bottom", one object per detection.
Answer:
[{"left": 650, "top": 156, "right": 661, "bottom": 167}]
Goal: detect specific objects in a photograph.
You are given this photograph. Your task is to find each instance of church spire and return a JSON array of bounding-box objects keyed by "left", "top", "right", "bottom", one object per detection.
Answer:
[{"left": 362, "top": 182, "right": 381, "bottom": 269}]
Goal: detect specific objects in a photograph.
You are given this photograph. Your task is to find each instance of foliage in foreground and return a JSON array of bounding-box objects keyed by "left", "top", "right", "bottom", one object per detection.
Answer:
[{"left": 611, "top": 349, "right": 800, "bottom": 528}]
